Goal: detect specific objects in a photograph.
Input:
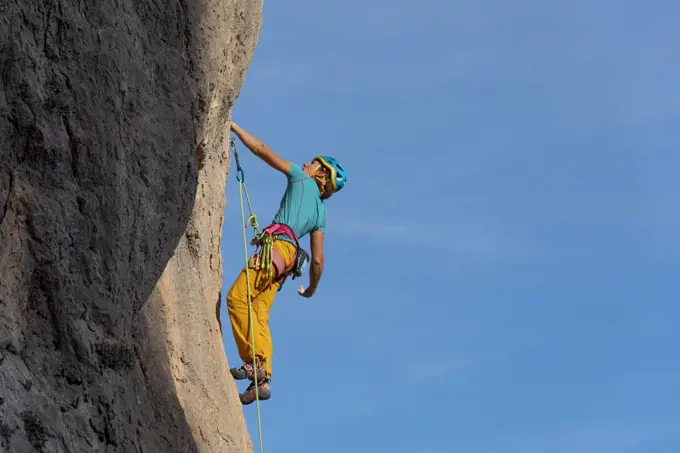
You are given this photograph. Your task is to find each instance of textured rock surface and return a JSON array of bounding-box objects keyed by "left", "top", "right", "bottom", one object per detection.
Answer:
[{"left": 0, "top": 0, "right": 262, "bottom": 452}]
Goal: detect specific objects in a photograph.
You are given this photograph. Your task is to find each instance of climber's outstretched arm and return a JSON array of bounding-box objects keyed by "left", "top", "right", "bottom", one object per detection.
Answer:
[
  {"left": 230, "top": 122, "right": 291, "bottom": 175},
  {"left": 298, "top": 230, "right": 324, "bottom": 298}
]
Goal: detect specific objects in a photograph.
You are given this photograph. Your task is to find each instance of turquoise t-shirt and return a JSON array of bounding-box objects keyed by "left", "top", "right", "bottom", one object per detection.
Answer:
[{"left": 271, "top": 163, "right": 327, "bottom": 242}]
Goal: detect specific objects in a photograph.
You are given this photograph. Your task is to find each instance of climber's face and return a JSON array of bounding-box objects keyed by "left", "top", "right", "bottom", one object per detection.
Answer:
[{"left": 302, "top": 159, "right": 323, "bottom": 176}]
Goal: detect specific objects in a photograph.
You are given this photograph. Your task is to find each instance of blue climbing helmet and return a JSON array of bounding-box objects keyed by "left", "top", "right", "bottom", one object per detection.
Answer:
[{"left": 315, "top": 155, "right": 346, "bottom": 194}]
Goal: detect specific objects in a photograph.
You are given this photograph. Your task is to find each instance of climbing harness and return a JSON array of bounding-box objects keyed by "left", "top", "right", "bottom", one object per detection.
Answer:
[
  {"left": 250, "top": 223, "right": 310, "bottom": 292},
  {"left": 232, "top": 137, "right": 265, "bottom": 453}
]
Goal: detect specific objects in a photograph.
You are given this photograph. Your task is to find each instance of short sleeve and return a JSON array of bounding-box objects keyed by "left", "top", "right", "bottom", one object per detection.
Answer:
[
  {"left": 287, "top": 163, "right": 306, "bottom": 181},
  {"left": 316, "top": 211, "right": 327, "bottom": 233}
]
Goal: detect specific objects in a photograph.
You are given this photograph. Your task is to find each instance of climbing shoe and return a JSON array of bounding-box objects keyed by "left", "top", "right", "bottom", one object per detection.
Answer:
[
  {"left": 240, "top": 378, "right": 271, "bottom": 405},
  {"left": 230, "top": 362, "right": 266, "bottom": 381}
]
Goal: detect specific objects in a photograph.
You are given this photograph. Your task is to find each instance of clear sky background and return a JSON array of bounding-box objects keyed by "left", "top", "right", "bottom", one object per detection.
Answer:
[{"left": 219, "top": 1, "right": 680, "bottom": 452}]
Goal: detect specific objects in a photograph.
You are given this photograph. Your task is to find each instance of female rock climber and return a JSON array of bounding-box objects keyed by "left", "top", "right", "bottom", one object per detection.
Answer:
[{"left": 226, "top": 121, "right": 347, "bottom": 405}]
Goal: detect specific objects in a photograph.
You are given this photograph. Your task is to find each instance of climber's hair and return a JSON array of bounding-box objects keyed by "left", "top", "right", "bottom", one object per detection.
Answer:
[{"left": 311, "top": 159, "right": 334, "bottom": 199}]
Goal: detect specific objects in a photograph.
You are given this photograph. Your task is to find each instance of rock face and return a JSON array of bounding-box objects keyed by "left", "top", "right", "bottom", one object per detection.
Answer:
[{"left": 0, "top": 1, "right": 262, "bottom": 452}]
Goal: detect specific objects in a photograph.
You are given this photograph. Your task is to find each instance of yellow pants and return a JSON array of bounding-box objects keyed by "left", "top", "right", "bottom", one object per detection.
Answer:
[{"left": 227, "top": 239, "right": 297, "bottom": 379}]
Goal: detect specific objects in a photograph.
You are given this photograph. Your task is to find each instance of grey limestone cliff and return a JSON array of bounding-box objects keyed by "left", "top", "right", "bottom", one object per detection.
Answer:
[{"left": 0, "top": 0, "right": 262, "bottom": 451}]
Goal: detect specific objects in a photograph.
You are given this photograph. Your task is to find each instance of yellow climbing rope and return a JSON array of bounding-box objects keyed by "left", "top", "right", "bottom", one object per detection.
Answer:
[{"left": 232, "top": 137, "right": 265, "bottom": 453}]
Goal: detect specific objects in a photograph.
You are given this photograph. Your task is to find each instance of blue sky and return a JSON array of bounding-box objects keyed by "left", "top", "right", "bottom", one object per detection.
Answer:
[{"left": 219, "top": 1, "right": 680, "bottom": 451}]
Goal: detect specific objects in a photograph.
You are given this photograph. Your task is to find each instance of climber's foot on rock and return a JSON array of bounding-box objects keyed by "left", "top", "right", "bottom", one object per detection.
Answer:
[
  {"left": 230, "top": 362, "right": 266, "bottom": 381},
  {"left": 240, "top": 379, "right": 271, "bottom": 405}
]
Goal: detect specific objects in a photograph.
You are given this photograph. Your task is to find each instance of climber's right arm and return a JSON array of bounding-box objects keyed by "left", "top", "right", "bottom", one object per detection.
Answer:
[{"left": 230, "top": 122, "right": 291, "bottom": 175}]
